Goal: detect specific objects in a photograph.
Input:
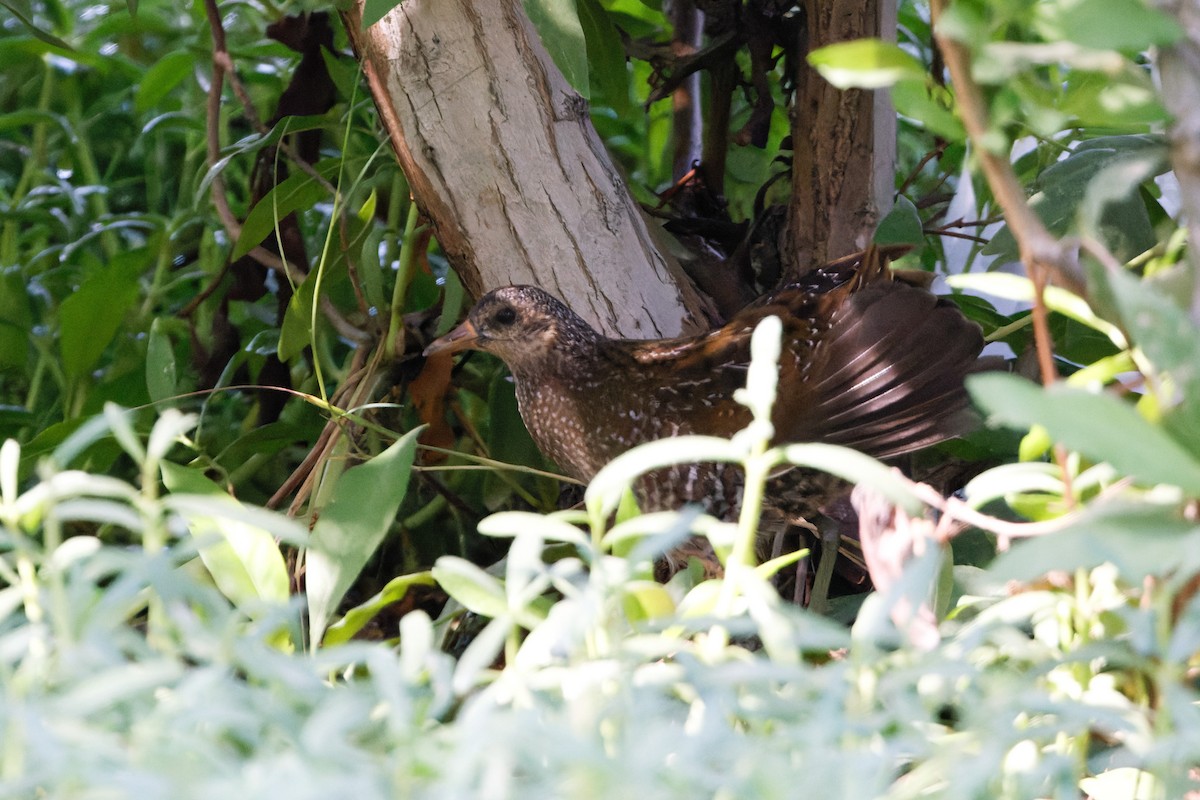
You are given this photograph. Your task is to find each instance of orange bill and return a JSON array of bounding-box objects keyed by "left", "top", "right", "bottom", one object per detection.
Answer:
[{"left": 422, "top": 320, "right": 480, "bottom": 357}]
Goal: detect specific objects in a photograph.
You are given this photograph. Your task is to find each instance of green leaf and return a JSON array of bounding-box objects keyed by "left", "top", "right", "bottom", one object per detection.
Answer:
[
  {"left": 968, "top": 373, "right": 1200, "bottom": 494},
  {"left": 306, "top": 427, "right": 422, "bottom": 647},
  {"left": 946, "top": 272, "right": 1127, "bottom": 348},
  {"left": 435, "top": 268, "right": 465, "bottom": 337},
  {"left": 134, "top": 50, "right": 194, "bottom": 114},
  {"left": 984, "top": 136, "right": 1168, "bottom": 263},
  {"left": 233, "top": 171, "right": 330, "bottom": 260},
  {"left": 478, "top": 511, "right": 590, "bottom": 550},
  {"left": 358, "top": 223, "right": 386, "bottom": 312},
  {"left": 1100, "top": 264, "right": 1200, "bottom": 392},
  {"left": 161, "top": 463, "right": 292, "bottom": 611},
  {"left": 59, "top": 254, "right": 145, "bottom": 381},
  {"left": 432, "top": 556, "right": 510, "bottom": 619},
  {"left": 362, "top": 0, "right": 405, "bottom": 28},
  {"left": 874, "top": 195, "right": 924, "bottom": 247},
  {"left": 0, "top": 0, "right": 74, "bottom": 49},
  {"left": 524, "top": 0, "right": 590, "bottom": 97},
  {"left": 322, "top": 570, "right": 437, "bottom": 646},
  {"left": 1037, "top": 0, "right": 1181, "bottom": 52},
  {"left": 621, "top": 580, "right": 676, "bottom": 622},
  {"left": 808, "top": 39, "right": 924, "bottom": 89},
  {"left": 893, "top": 78, "right": 966, "bottom": 141},
  {"left": 777, "top": 443, "right": 923, "bottom": 514},
  {"left": 278, "top": 272, "right": 318, "bottom": 362},
  {"left": 0, "top": 268, "right": 31, "bottom": 372},
  {"left": 578, "top": 0, "right": 630, "bottom": 114},
  {"left": 145, "top": 318, "right": 177, "bottom": 404},
  {"left": 988, "top": 503, "right": 1200, "bottom": 582}
]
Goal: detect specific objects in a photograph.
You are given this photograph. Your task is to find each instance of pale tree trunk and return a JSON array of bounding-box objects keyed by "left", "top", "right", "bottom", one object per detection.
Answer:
[
  {"left": 343, "top": 0, "right": 713, "bottom": 338},
  {"left": 786, "top": 0, "right": 896, "bottom": 277},
  {"left": 346, "top": 0, "right": 897, "bottom": 332},
  {"left": 1154, "top": 0, "right": 1200, "bottom": 325}
]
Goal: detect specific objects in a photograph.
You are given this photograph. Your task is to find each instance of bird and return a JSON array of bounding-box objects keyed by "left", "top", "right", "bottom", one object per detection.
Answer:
[{"left": 423, "top": 246, "right": 985, "bottom": 590}]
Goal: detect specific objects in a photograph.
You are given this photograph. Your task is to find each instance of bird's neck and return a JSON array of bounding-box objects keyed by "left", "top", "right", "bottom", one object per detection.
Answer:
[{"left": 509, "top": 338, "right": 624, "bottom": 481}]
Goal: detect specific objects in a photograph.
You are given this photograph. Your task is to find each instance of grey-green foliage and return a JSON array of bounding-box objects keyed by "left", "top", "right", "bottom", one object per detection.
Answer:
[{"left": 3, "top": 327, "right": 1199, "bottom": 799}]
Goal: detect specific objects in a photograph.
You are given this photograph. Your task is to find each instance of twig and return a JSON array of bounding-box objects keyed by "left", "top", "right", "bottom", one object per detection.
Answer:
[
  {"left": 644, "top": 31, "right": 743, "bottom": 104},
  {"left": 930, "top": 1, "right": 1087, "bottom": 297},
  {"left": 924, "top": 227, "right": 989, "bottom": 244},
  {"left": 202, "top": 0, "right": 365, "bottom": 343},
  {"left": 931, "top": 0, "right": 1078, "bottom": 504},
  {"left": 897, "top": 141, "right": 947, "bottom": 196},
  {"left": 904, "top": 477, "right": 1078, "bottom": 550}
]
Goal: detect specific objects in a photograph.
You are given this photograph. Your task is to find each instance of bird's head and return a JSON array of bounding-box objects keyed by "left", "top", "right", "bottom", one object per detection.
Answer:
[{"left": 423, "top": 285, "right": 599, "bottom": 374}]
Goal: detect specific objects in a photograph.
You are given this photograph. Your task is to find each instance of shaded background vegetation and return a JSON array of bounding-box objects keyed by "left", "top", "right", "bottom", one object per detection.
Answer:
[{"left": 1, "top": 0, "right": 1199, "bottom": 796}]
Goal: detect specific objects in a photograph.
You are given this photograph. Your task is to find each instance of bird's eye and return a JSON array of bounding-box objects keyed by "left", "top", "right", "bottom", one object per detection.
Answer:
[{"left": 493, "top": 306, "right": 518, "bottom": 326}]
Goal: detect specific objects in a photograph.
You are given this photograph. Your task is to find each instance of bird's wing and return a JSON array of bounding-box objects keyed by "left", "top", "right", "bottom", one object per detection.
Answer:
[{"left": 776, "top": 281, "right": 985, "bottom": 459}]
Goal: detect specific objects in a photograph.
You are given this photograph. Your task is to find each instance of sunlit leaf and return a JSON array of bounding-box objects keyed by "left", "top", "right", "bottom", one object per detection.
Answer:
[
  {"left": 323, "top": 570, "right": 437, "bottom": 646},
  {"left": 808, "top": 39, "right": 924, "bottom": 89},
  {"left": 306, "top": 427, "right": 422, "bottom": 646},
  {"left": 525, "top": 0, "right": 590, "bottom": 97},
  {"left": 145, "top": 318, "right": 177, "bottom": 404},
  {"left": 969, "top": 373, "right": 1200, "bottom": 494}
]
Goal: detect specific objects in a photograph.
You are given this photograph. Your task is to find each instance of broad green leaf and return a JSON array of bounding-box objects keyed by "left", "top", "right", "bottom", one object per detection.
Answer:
[
  {"left": 968, "top": 373, "right": 1200, "bottom": 494},
  {"left": 893, "top": 78, "right": 965, "bottom": 141},
  {"left": 947, "top": 271, "right": 1127, "bottom": 349},
  {"left": 524, "top": 0, "right": 590, "bottom": 97},
  {"left": 984, "top": 136, "right": 1168, "bottom": 263},
  {"left": 145, "top": 318, "right": 177, "bottom": 404},
  {"left": 134, "top": 50, "right": 193, "bottom": 114},
  {"left": 322, "top": 570, "right": 437, "bottom": 646},
  {"left": 478, "top": 511, "right": 590, "bottom": 549},
  {"left": 435, "top": 268, "right": 465, "bottom": 337},
  {"left": 362, "top": 0, "right": 404, "bottom": 28},
  {"left": 0, "top": 269, "right": 31, "bottom": 372},
  {"left": 1099, "top": 264, "right": 1200, "bottom": 391},
  {"left": 233, "top": 171, "right": 330, "bottom": 260},
  {"left": 358, "top": 223, "right": 386, "bottom": 312},
  {"left": 777, "top": 443, "right": 923, "bottom": 514},
  {"left": 278, "top": 271, "right": 319, "bottom": 362},
  {"left": 808, "top": 39, "right": 924, "bottom": 89},
  {"left": 621, "top": 580, "right": 676, "bottom": 621},
  {"left": 59, "top": 254, "right": 145, "bottom": 381},
  {"left": 988, "top": 503, "right": 1200, "bottom": 582},
  {"left": 1061, "top": 68, "right": 1166, "bottom": 129},
  {"left": 874, "top": 195, "right": 924, "bottom": 247},
  {"left": 432, "top": 556, "right": 509, "bottom": 619},
  {"left": 161, "top": 463, "right": 290, "bottom": 611},
  {"left": 306, "top": 427, "right": 422, "bottom": 647},
  {"left": 578, "top": 0, "right": 630, "bottom": 114},
  {"left": 1037, "top": 0, "right": 1181, "bottom": 51}
]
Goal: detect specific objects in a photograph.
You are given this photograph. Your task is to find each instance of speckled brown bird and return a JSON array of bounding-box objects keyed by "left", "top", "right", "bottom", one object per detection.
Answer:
[{"left": 424, "top": 247, "right": 985, "bottom": 585}]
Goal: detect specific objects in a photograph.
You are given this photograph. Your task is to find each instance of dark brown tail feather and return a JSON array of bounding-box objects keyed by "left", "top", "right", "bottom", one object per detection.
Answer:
[{"left": 802, "top": 281, "right": 986, "bottom": 458}]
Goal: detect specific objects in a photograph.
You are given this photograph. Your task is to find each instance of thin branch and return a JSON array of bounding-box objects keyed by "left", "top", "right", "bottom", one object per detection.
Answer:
[
  {"left": 642, "top": 31, "right": 744, "bottom": 105},
  {"left": 202, "top": 0, "right": 365, "bottom": 343},
  {"left": 931, "top": 0, "right": 1079, "bottom": 503},
  {"left": 896, "top": 141, "right": 947, "bottom": 196},
  {"left": 930, "top": 1, "right": 1087, "bottom": 297},
  {"left": 924, "top": 227, "right": 989, "bottom": 244}
]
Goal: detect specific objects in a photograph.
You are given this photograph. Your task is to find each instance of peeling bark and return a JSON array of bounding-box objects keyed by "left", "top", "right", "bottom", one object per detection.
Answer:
[
  {"left": 345, "top": 0, "right": 713, "bottom": 337},
  {"left": 1154, "top": 0, "right": 1200, "bottom": 324},
  {"left": 785, "top": 0, "right": 896, "bottom": 278}
]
